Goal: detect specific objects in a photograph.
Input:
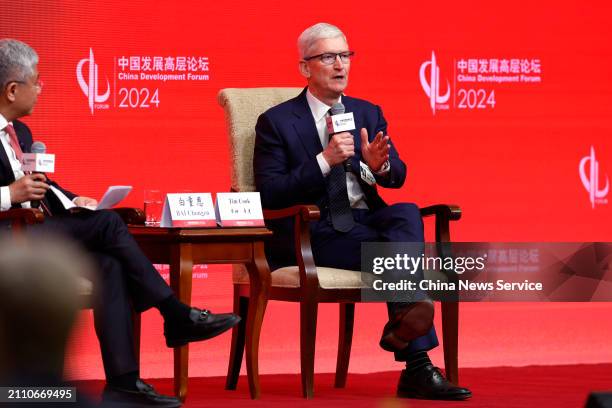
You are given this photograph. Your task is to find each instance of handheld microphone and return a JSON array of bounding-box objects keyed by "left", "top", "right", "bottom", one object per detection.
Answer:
[
  {"left": 326, "top": 102, "right": 356, "bottom": 172},
  {"left": 22, "top": 141, "right": 55, "bottom": 209},
  {"left": 31, "top": 141, "right": 46, "bottom": 154},
  {"left": 22, "top": 141, "right": 55, "bottom": 172}
]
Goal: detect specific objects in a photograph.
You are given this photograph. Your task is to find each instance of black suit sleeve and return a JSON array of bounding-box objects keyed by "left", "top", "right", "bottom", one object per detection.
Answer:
[{"left": 370, "top": 105, "right": 406, "bottom": 189}]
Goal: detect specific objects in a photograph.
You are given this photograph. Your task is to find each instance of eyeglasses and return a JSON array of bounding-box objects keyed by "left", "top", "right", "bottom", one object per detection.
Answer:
[
  {"left": 10, "top": 78, "right": 43, "bottom": 91},
  {"left": 303, "top": 51, "right": 355, "bottom": 65}
]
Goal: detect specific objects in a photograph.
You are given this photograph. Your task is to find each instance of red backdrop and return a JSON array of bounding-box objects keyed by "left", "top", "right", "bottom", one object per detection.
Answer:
[{"left": 2, "top": 0, "right": 611, "bottom": 380}]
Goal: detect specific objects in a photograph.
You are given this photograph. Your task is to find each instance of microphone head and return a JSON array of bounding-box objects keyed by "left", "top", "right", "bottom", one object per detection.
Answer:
[
  {"left": 331, "top": 102, "right": 345, "bottom": 115},
  {"left": 31, "top": 141, "right": 46, "bottom": 154}
]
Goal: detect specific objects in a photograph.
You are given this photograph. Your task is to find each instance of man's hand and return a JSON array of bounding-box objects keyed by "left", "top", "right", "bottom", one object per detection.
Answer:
[
  {"left": 74, "top": 196, "right": 98, "bottom": 208},
  {"left": 322, "top": 131, "right": 355, "bottom": 167},
  {"left": 9, "top": 173, "right": 49, "bottom": 204},
  {"left": 360, "top": 128, "right": 390, "bottom": 172}
]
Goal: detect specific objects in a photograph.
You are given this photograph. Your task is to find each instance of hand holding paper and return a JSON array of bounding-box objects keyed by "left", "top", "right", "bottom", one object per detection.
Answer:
[{"left": 49, "top": 185, "right": 132, "bottom": 211}]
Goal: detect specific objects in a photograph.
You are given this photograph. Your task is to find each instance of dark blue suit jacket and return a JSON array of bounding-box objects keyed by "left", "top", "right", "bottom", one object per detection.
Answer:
[{"left": 253, "top": 87, "right": 407, "bottom": 267}]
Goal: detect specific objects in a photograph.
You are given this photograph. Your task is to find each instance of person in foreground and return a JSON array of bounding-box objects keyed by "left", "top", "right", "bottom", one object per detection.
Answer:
[
  {"left": 0, "top": 236, "right": 96, "bottom": 407},
  {"left": 0, "top": 39, "right": 240, "bottom": 407},
  {"left": 253, "top": 23, "right": 471, "bottom": 400}
]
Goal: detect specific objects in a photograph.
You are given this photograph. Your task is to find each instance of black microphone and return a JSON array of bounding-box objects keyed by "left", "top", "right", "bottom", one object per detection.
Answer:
[
  {"left": 29, "top": 141, "right": 47, "bottom": 209},
  {"left": 31, "top": 141, "right": 46, "bottom": 154},
  {"left": 327, "top": 102, "right": 356, "bottom": 172}
]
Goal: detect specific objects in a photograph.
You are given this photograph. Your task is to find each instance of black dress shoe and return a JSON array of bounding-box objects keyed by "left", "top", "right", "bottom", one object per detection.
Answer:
[
  {"left": 397, "top": 365, "right": 472, "bottom": 400},
  {"left": 102, "top": 379, "right": 181, "bottom": 407},
  {"left": 164, "top": 308, "right": 240, "bottom": 348}
]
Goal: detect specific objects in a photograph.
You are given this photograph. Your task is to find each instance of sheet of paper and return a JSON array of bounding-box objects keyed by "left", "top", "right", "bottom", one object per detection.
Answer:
[
  {"left": 95, "top": 186, "right": 132, "bottom": 210},
  {"left": 48, "top": 185, "right": 132, "bottom": 210}
]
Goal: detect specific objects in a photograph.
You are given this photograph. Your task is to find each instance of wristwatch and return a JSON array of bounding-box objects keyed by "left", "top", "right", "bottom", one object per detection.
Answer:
[{"left": 373, "top": 160, "right": 390, "bottom": 175}]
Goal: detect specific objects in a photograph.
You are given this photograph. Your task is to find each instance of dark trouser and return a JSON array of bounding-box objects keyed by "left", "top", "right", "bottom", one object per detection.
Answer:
[
  {"left": 310, "top": 203, "right": 438, "bottom": 361},
  {"left": 32, "top": 210, "right": 173, "bottom": 378}
]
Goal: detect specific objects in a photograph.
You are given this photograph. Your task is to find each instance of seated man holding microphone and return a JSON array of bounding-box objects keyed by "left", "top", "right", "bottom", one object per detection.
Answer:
[
  {"left": 0, "top": 38, "right": 239, "bottom": 407},
  {"left": 253, "top": 23, "right": 471, "bottom": 400}
]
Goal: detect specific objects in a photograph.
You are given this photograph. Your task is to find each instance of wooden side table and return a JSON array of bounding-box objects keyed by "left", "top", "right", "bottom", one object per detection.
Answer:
[{"left": 128, "top": 226, "right": 272, "bottom": 401}]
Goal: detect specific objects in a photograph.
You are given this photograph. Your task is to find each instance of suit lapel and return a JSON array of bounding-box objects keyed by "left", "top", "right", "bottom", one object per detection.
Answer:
[
  {"left": 291, "top": 90, "right": 324, "bottom": 158},
  {"left": 0, "top": 136, "right": 15, "bottom": 185}
]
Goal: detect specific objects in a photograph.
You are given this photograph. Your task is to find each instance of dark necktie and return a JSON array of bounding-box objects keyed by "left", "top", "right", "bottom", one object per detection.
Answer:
[{"left": 325, "top": 111, "right": 355, "bottom": 232}]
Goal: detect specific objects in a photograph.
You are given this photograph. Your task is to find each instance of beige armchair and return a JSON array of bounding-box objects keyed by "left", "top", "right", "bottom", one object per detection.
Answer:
[{"left": 218, "top": 87, "right": 461, "bottom": 399}]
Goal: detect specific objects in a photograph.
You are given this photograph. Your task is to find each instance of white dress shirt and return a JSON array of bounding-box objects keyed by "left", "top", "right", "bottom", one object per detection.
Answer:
[{"left": 306, "top": 89, "right": 369, "bottom": 209}]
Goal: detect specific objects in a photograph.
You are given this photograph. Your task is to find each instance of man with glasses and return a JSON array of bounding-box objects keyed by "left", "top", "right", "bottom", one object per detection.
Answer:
[
  {"left": 254, "top": 23, "right": 471, "bottom": 400},
  {"left": 0, "top": 39, "right": 240, "bottom": 407}
]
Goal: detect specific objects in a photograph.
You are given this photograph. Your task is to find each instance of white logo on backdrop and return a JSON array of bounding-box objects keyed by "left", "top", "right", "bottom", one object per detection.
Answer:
[
  {"left": 419, "top": 52, "right": 542, "bottom": 114},
  {"left": 419, "top": 51, "right": 450, "bottom": 115},
  {"left": 579, "top": 146, "right": 609, "bottom": 208},
  {"left": 76, "top": 48, "right": 110, "bottom": 114},
  {"left": 75, "top": 51, "right": 211, "bottom": 113}
]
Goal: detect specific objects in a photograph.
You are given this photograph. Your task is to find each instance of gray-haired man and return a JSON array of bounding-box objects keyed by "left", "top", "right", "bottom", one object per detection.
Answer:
[{"left": 0, "top": 38, "right": 240, "bottom": 407}]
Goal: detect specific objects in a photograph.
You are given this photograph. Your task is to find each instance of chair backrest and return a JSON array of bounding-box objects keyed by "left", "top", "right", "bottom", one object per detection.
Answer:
[{"left": 218, "top": 87, "right": 303, "bottom": 192}]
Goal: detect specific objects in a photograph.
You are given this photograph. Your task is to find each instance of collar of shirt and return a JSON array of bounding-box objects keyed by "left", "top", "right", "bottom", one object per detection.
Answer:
[
  {"left": 0, "top": 113, "right": 9, "bottom": 135},
  {"left": 0, "top": 113, "right": 15, "bottom": 149},
  {"left": 0, "top": 112, "right": 21, "bottom": 164},
  {"left": 305, "top": 88, "right": 342, "bottom": 122}
]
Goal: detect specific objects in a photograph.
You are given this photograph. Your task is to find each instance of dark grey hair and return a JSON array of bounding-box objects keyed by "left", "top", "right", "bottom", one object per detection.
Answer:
[
  {"left": 0, "top": 39, "right": 39, "bottom": 89},
  {"left": 297, "top": 23, "right": 346, "bottom": 59}
]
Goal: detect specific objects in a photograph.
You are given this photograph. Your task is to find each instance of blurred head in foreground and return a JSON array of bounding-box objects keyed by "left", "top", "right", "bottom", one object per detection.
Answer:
[{"left": 0, "top": 234, "right": 94, "bottom": 384}]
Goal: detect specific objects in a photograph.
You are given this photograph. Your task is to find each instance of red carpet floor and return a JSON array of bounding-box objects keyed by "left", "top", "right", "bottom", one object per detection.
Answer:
[{"left": 76, "top": 364, "right": 612, "bottom": 407}]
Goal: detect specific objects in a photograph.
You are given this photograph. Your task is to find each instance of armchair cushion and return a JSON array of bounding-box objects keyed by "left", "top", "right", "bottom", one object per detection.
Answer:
[
  {"left": 233, "top": 264, "right": 368, "bottom": 289},
  {"left": 234, "top": 265, "right": 450, "bottom": 289}
]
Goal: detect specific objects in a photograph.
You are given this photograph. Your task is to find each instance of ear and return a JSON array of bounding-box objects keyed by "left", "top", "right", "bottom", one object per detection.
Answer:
[
  {"left": 299, "top": 60, "right": 310, "bottom": 78},
  {"left": 4, "top": 82, "right": 17, "bottom": 103}
]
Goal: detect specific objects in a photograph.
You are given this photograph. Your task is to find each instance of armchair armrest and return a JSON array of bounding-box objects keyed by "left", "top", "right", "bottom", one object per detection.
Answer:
[
  {"left": 420, "top": 204, "right": 462, "bottom": 282},
  {"left": 420, "top": 204, "right": 461, "bottom": 222},
  {"left": 263, "top": 204, "right": 321, "bottom": 290},
  {"left": 0, "top": 208, "right": 45, "bottom": 233},
  {"left": 420, "top": 204, "right": 462, "bottom": 243},
  {"left": 112, "top": 207, "right": 146, "bottom": 225},
  {"left": 263, "top": 205, "right": 320, "bottom": 221}
]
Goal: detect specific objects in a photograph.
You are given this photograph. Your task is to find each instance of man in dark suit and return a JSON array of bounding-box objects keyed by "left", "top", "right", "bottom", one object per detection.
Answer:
[
  {"left": 254, "top": 23, "right": 471, "bottom": 400},
  {"left": 0, "top": 39, "right": 240, "bottom": 407}
]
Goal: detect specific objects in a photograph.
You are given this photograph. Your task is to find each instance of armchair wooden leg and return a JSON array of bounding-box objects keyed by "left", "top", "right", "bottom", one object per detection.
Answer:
[
  {"left": 244, "top": 243, "right": 270, "bottom": 400},
  {"left": 334, "top": 303, "right": 354, "bottom": 388},
  {"left": 226, "top": 289, "right": 248, "bottom": 390},
  {"left": 441, "top": 301, "right": 459, "bottom": 384},
  {"left": 300, "top": 299, "right": 318, "bottom": 399},
  {"left": 245, "top": 285, "right": 267, "bottom": 399},
  {"left": 170, "top": 243, "right": 193, "bottom": 402}
]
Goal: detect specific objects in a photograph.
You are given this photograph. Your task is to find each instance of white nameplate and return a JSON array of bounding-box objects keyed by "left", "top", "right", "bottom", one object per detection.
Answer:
[
  {"left": 326, "top": 112, "right": 356, "bottom": 133},
  {"left": 215, "top": 192, "right": 264, "bottom": 227},
  {"left": 160, "top": 193, "right": 216, "bottom": 228},
  {"left": 21, "top": 153, "right": 55, "bottom": 173}
]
